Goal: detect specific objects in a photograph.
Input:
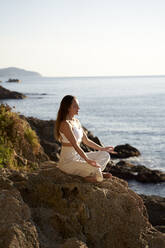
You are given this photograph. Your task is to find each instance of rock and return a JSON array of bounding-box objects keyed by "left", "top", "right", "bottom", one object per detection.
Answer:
[
  {"left": 6, "top": 78, "right": 21, "bottom": 83},
  {"left": 58, "top": 237, "right": 88, "bottom": 248},
  {"left": 0, "top": 85, "right": 26, "bottom": 99},
  {"left": 111, "top": 144, "right": 141, "bottom": 159},
  {"left": 13, "top": 165, "right": 165, "bottom": 248},
  {"left": 0, "top": 170, "right": 39, "bottom": 248},
  {"left": 105, "top": 160, "right": 165, "bottom": 183},
  {"left": 140, "top": 195, "right": 165, "bottom": 233},
  {"left": 25, "top": 117, "right": 61, "bottom": 162}
]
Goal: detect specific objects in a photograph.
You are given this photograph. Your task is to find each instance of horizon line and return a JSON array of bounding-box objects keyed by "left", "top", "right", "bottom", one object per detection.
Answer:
[{"left": 43, "top": 74, "right": 165, "bottom": 79}]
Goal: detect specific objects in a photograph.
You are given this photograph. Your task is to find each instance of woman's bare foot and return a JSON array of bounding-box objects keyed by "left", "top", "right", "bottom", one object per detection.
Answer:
[
  {"left": 84, "top": 176, "right": 98, "bottom": 183},
  {"left": 102, "top": 172, "right": 112, "bottom": 179}
]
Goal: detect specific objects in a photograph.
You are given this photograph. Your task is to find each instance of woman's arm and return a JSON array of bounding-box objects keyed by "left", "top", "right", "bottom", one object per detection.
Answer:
[
  {"left": 60, "top": 121, "right": 100, "bottom": 167},
  {"left": 82, "top": 130, "right": 103, "bottom": 150},
  {"left": 82, "top": 130, "right": 116, "bottom": 153}
]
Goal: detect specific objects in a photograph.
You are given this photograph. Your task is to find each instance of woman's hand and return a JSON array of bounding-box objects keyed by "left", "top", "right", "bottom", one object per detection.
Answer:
[
  {"left": 86, "top": 159, "right": 101, "bottom": 168},
  {"left": 101, "top": 146, "right": 117, "bottom": 154}
]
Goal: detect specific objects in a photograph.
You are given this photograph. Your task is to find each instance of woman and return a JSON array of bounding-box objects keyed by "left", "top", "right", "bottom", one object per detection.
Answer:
[{"left": 54, "top": 95, "right": 116, "bottom": 182}]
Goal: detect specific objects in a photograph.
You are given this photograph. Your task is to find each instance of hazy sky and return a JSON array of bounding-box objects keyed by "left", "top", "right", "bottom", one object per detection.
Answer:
[{"left": 1, "top": 0, "right": 165, "bottom": 77}]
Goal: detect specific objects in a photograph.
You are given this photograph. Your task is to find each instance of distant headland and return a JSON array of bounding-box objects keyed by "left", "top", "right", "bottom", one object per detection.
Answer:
[{"left": 0, "top": 67, "right": 42, "bottom": 78}]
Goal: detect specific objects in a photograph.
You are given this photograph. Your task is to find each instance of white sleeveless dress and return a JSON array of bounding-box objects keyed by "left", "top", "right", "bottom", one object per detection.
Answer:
[{"left": 57, "top": 120, "right": 110, "bottom": 182}]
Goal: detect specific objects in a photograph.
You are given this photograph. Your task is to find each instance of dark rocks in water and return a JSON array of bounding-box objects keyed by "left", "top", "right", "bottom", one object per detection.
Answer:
[
  {"left": 111, "top": 144, "right": 141, "bottom": 159},
  {"left": 104, "top": 160, "right": 165, "bottom": 183},
  {"left": 140, "top": 194, "right": 165, "bottom": 233},
  {"left": 0, "top": 85, "right": 26, "bottom": 99},
  {"left": 6, "top": 78, "right": 21, "bottom": 83}
]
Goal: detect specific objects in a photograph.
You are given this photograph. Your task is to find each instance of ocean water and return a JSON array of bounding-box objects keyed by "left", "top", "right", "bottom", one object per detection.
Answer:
[{"left": 1, "top": 76, "right": 165, "bottom": 196}]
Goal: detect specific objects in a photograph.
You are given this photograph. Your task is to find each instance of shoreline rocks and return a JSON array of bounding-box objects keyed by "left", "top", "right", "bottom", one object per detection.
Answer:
[
  {"left": 0, "top": 85, "right": 26, "bottom": 99},
  {"left": 111, "top": 144, "right": 141, "bottom": 158},
  {"left": 104, "top": 160, "right": 165, "bottom": 183}
]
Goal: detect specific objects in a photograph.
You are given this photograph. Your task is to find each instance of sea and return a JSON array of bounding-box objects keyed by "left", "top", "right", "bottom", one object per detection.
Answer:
[{"left": 1, "top": 76, "right": 165, "bottom": 197}]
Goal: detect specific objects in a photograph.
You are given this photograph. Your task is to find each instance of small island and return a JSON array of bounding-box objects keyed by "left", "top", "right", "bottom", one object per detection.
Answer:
[{"left": 6, "top": 78, "right": 21, "bottom": 83}]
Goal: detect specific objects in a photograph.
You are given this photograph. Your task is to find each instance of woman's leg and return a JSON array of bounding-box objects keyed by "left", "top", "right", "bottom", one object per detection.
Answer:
[
  {"left": 59, "top": 160, "right": 103, "bottom": 182},
  {"left": 86, "top": 151, "right": 112, "bottom": 179},
  {"left": 86, "top": 151, "right": 110, "bottom": 171}
]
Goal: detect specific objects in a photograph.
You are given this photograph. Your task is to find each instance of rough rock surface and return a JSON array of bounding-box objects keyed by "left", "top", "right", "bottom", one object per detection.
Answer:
[
  {"left": 0, "top": 85, "right": 26, "bottom": 99},
  {"left": 0, "top": 169, "right": 39, "bottom": 248},
  {"left": 58, "top": 237, "right": 88, "bottom": 248},
  {"left": 141, "top": 194, "right": 165, "bottom": 233},
  {"left": 10, "top": 164, "right": 164, "bottom": 248}
]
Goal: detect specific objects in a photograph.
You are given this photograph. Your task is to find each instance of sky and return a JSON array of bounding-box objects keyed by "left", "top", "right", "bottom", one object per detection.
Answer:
[{"left": 1, "top": 0, "right": 165, "bottom": 77}]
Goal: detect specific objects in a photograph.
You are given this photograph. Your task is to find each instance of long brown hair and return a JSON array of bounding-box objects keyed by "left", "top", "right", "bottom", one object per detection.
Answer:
[{"left": 54, "top": 95, "right": 75, "bottom": 141}]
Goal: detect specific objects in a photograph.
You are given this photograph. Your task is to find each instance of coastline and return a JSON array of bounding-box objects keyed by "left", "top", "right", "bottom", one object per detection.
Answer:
[
  {"left": 0, "top": 82, "right": 165, "bottom": 197},
  {"left": 25, "top": 116, "right": 165, "bottom": 196},
  {"left": 0, "top": 104, "right": 165, "bottom": 247}
]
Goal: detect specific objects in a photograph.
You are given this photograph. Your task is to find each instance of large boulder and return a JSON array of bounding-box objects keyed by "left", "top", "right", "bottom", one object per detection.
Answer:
[
  {"left": 0, "top": 85, "right": 26, "bottom": 99},
  {"left": 12, "top": 164, "right": 165, "bottom": 248}
]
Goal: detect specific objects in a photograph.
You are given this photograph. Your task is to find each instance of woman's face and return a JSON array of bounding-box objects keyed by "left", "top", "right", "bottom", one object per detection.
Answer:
[{"left": 68, "top": 98, "right": 80, "bottom": 117}]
